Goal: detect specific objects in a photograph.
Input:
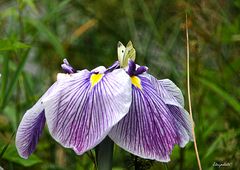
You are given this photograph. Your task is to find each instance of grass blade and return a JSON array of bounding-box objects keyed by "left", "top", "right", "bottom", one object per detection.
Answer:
[
  {"left": 199, "top": 77, "right": 240, "bottom": 113},
  {"left": 1, "top": 51, "right": 29, "bottom": 110},
  {"left": 0, "top": 55, "right": 9, "bottom": 108},
  {"left": 29, "top": 20, "right": 65, "bottom": 58}
]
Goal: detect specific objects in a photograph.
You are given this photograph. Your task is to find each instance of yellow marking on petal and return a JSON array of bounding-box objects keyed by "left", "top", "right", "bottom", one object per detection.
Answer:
[
  {"left": 131, "top": 76, "right": 142, "bottom": 90},
  {"left": 90, "top": 73, "right": 103, "bottom": 88}
]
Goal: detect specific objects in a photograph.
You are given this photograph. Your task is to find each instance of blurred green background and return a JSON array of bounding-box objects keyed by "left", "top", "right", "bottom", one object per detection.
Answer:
[{"left": 0, "top": 0, "right": 239, "bottom": 169}]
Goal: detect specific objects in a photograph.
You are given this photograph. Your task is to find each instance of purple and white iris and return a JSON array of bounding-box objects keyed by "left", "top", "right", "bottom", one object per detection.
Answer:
[{"left": 16, "top": 42, "right": 193, "bottom": 162}]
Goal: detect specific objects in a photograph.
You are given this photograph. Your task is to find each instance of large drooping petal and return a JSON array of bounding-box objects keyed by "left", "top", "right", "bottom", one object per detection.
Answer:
[
  {"left": 43, "top": 69, "right": 132, "bottom": 155},
  {"left": 109, "top": 75, "right": 192, "bottom": 162},
  {"left": 16, "top": 82, "right": 57, "bottom": 159},
  {"left": 149, "top": 75, "right": 193, "bottom": 146}
]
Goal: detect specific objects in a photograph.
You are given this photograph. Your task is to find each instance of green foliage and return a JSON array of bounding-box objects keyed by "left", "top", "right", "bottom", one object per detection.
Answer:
[
  {"left": 199, "top": 77, "right": 240, "bottom": 114},
  {"left": 29, "top": 20, "right": 65, "bottom": 57},
  {"left": 0, "top": 40, "right": 30, "bottom": 51},
  {"left": 0, "top": 0, "right": 239, "bottom": 169},
  {"left": 1, "top": 144, "right": 42, "bottom": 167}
]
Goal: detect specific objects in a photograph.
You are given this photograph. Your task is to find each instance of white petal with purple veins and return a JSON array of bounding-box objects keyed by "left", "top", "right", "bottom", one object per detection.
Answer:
[
  {"left": 109, "top": 76, "right": 192, "bottom": 162},
  {"left": 149, "top": 75, "right": 184, "bottom": 107},
  {"left": 16, "top": 82, "right": 57, "bottom": 158},
  {"left": 43, "top": 69, "right": 132, "bottom": 155},
  {"left": 150, "top": 75, "right": 193, "bottom": 146},
  {"left": 159, "top": 79, "right": 184, "bottom": 106}
]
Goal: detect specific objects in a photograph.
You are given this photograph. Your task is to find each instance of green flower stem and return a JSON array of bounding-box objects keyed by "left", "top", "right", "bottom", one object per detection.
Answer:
[{"left": 96, "top": 137, "right": 114, "bottom": 170}]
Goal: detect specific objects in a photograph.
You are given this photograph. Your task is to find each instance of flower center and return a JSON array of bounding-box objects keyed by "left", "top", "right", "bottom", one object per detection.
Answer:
[
  {"left": 131, "top": 76, "right": 142, "bottom": 90},
  {"left": 90, "top": 73, "right": 103, "bottom": 88}
]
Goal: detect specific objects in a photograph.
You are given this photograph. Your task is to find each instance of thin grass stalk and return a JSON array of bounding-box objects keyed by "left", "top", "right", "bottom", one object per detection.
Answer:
[
  {"left": 185, "top": 13, "right": 202, "bottom": 170},
  {"left": 0, "top": 131, "right": 15, "bottom": 160}
]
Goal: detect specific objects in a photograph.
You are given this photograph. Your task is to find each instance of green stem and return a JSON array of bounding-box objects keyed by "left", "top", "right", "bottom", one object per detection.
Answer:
[
  {"left": 163, "top": 163, "right": 168, "bottom": 170},
  {"left": 96, "top": 137, "right": 114, "bottom": 170}
]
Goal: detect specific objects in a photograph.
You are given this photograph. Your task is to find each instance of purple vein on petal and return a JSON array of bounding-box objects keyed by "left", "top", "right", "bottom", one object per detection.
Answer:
[
  {"left": 109, "top": 76, "right": 192, "bottom": 162},
  {"left": 43, "top": 69, "right": 132, "bottom": 155}
]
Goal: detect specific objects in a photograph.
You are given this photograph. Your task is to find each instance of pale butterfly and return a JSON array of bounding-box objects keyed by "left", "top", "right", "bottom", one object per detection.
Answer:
[{"left": 117, "top": 41, "right": 136, "bottom": 67}]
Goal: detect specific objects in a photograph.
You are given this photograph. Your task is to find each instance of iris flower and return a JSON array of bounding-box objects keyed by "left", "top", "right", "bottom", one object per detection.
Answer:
[{"left": 16, "top": 41, "right": 193, "bottom": 162}]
